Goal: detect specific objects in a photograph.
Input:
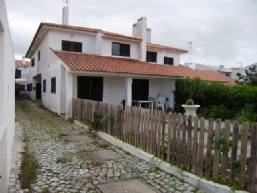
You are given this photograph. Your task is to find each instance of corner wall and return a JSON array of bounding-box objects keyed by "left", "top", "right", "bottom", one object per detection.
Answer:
[{"left": 0, "top": 0, "right": 15, "bottom": 192}]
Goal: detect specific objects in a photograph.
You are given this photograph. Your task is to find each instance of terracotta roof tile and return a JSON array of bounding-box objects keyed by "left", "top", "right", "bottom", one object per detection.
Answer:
[
  {"left": 15, "top": 60, "right": 30, "bottom": 67},
  {"left": 147, "top": 42, "right": 188, "bottom": 53},
  {"left": 49, "top": 48, "right": 235, "bottom": 85}
]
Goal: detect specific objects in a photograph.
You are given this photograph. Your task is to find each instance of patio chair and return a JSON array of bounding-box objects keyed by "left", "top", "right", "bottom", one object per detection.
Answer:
[{"left": 156, "top": 97, "right": 166, "bottom": 111}]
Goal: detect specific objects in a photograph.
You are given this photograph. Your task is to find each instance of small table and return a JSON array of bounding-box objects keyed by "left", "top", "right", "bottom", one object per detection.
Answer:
[{"left": 132, "top": 100, "right": 155, "bottom": 109}]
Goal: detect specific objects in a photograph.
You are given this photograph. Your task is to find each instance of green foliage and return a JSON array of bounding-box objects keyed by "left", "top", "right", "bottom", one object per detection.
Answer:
[
  {"left": 240, "top": 110, "right": 257, "bottom": 122},
  {"left": 237, "top": 65, "right": 257, "bottom": 86},
  {"left": 173, "top": 77, "right": 257, "bottom": 118},
  {"left": 186, "top": 99, "right": 194, "bottom": 105},
  {"left": 56, "top": 155, "right": 72, "bottom": 163},
  {"left": 86, "top": 111, "right": 113, "bottom": 132},
  {"left": 201, "top": 105, "right": 232, "bottom": 120},
  {"left": 213, "top": 136, "right": 231, "bottom": 151}
]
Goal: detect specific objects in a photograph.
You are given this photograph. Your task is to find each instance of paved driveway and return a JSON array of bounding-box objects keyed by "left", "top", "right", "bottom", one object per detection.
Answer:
[{"left": 9, "top": 100, "right": 207, "bottom": 193}]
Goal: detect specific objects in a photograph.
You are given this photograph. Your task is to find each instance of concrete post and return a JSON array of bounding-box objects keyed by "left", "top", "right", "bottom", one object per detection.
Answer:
[
  {"left": 65, "top": 70, "right": 73, "bottom": 119},
  {"left": 125, "top": 77, "right": 132, "bottom": 106}
]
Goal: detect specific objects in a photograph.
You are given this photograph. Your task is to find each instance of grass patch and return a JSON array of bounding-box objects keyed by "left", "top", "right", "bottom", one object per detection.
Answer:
[
  {"left": 92, "top": 141, "right": 110, "bottom": 149},
  {"left": 19, "top": 143, "right": 40, "bottom": 189},
  {"left": 124, "top": 151, "right": 131, "bottom": 156},
  {"left": 148, "top": 166, "right": 160, "bottom": 173},
  {"left": 56, "top": 155, "right": 72, "bottom": 163},
  {"left": 58, "top": 133, "right": 67, "bottom": 138}
]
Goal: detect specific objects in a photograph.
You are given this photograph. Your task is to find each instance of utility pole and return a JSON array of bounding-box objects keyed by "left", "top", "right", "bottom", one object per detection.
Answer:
[{"left": 188, "top": 42, "right": 192, "bottom": 63}]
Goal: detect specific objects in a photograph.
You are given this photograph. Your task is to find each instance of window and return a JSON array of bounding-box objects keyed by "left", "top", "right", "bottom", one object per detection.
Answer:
[
  {"left": 43, "top": 79, "right": 46, "bottom": 93},
  {"left": 31, "top": 58, "right": 35, "bottom": 67},
  {"left": 51, "top": 77, "right": 56, "bottom": 93},
  {"left": 112, "top": 42, "right": 130, "bottom": 57},
  {"left": 38, "top": 51, "right": 40, "bottom": 61},
  {"left": 164, "top": 57, "right": 174, "bottom": 65},
  {"left": 15, "top": 69, "right": 21, "bottom": 78},
  {"left": 62, "top": 40, "right": 82, "bottom": 52},
  {"left": 146, "top": 51, "right": 157, "bottom": 62},
  {"left": 27, "top": 83, "right": 32, "bottom": 91},
  {"left": 77, "top": 76, "right": 103, "bottom": 101}
]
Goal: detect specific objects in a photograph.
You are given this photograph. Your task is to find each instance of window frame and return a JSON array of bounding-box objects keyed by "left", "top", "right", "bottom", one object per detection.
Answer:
[
  {"left": 43, "top": 79, "right": 46, "bottom": 93},
  {"left": 146, "top": 51, "right": 157, "bottom": 62},
  {"left": 38, "top": 50, "right": 40, "bottom": 61},
  {"left": 112, "top": 42, "right": 130, "bottom": 57},
  {"left": 164, "top": 56, "right": 174, "bottom": 65},
  {"left": 31, "top": 58, "right": 35, "bottom": 67},
  {"left": 62, "top": 40, "right": 82, "bottom": 53},
  {"left": 51, "top": 77, "right": 56, "bottom": 93}
]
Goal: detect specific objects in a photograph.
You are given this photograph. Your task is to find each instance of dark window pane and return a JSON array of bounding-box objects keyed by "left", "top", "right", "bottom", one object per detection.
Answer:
[
  {"left": 51, "top": 77, "right": 56, "bottom": 93},
  {"left": 38, "top": 51, "right": 40, "bottom": 61},
  {"left": 62, "top": 40, "right": 82, "bottom": 52},
  {"left": 146, "top": 51, "right": 157, "bottom": 62},
  {"left": 73, "top": 42, "right": 82, "bottom": 52},
  {"left": 43, "top": 79, "right": 46, "bottom": 93},
  {"left": 16, "top": 70, "right": 21, "bottom": 78},
  {"left": 164, "top": 57, "right": 174, "bottom": 65},
  {"left": 31, "top": 58, "right": 35, "bottom": 67},
  {"left": 112, "top": 43, "right": 120, "bottom": 56},
  {"left": 121, "top": 44, "right": 130, "bottom": 57},
  {"left": 62, "top": 41, "right": 72, "bottom": 51}
]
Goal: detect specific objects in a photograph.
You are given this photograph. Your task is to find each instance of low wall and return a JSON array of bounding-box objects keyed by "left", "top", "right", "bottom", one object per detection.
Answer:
[{"left": 0, "top": 124, "right": 8, "bottom": 193}]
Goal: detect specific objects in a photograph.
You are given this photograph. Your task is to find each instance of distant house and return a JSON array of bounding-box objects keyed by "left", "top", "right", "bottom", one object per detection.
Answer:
[
  {"left": 230, "top": 62, "right": 257, "bottom": 80},
  {"left": 15, "top": 58, "right": 30, "bottom": 96},
  {"left": 0, "top": 0, "right": 16, "bottom": 192},
  {"left": 184, "top": 63, "right": 232, "bottom": 77},
  {"left": 26, "top": 7, "right": 235, "bottom": 119}
]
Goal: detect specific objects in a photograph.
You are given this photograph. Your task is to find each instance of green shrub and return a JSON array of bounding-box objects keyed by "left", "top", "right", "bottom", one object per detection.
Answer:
[
  {"left": 201, "top": 105, "right": 232, "bottom": 120},
  {"left": 86, "top": 111, "right": 113, "bottom": 132},
  {"left": 57, "top": 155, "right": 72, "bottom": 163}
]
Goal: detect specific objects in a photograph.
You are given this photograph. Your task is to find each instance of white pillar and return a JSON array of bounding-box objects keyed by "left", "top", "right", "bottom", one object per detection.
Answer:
[
  {"left": 125, "top": 77, "right": 132, "bottom": 106},
  {"left": 62, "top": 7, "right": 69, "bottom": 25},
  {"left": 65, "top": 70, "right": 73, "bottom": 119}
]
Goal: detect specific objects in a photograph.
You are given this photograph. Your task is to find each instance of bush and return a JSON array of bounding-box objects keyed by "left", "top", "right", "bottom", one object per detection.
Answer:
[
  {"left": 201, "top": 105, "right": 232, "bottom": 120},
  {"left": 86, "top": 111, "right": 113, "bottom": 132}
]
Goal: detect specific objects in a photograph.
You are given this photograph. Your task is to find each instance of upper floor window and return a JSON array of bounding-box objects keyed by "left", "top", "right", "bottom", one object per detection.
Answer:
[
  {"left": 112, "top": 42, "right": 130, "bottom": 57},
  {"left": 15, "top": 69, "right": 21, "bottom": 79},
  {"left": 38, "top": 51, "right": 41, "bottom": 61},
  {"left": 43, "top": 79, "right": 46, "bottom": 93},
  {"left": 27, "top": 83, "right": 32, "bottom": 91},
  {"left": 51, "top": 77, "right": 56, "bottom": 93},
  {"left": 146, "top": 51, "right": 157, "bottom": 62},
  {"left": 62, "top": 40, "right": 82, "bottom": 52},
  {"left": 164, "top": 57, "right": 174, "bottom": 65},
  {"left": 31, "top": 58, "right": 35, "bottom": 67}
]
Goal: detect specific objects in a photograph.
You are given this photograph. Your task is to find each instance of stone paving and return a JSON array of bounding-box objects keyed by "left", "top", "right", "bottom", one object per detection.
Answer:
[{"left": 9, "top": 100, "right": 208, "bottom": 193}]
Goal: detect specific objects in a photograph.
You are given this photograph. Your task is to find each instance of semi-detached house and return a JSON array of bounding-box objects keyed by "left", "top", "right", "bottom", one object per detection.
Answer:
[{"left": 26, "top": 7, "right": 235, "bottom": 119}]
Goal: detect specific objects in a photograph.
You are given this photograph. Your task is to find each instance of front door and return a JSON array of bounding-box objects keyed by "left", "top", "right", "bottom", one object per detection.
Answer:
[{"left": 36, "top": 83, "right": 41, "bottom": 99}]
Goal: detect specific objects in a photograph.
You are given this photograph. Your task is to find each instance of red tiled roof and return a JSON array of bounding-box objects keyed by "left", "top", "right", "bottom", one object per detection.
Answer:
[
  {"left": 147, "top": 43, "right": 188, "bottom": 53},
  {"left": 15, "top": 60, "right": 30, "bottom": 67},
  {"left": 49, "top": 48, "right": 235, "bottom": 85}
]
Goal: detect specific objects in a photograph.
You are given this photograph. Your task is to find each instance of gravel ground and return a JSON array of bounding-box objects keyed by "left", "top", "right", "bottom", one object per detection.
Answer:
[{"left": 9, "top": 100, "right": 209, "bottom": 193}]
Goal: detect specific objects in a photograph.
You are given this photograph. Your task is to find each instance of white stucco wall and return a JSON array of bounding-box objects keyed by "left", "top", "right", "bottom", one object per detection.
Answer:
[
  {"left": 48, "top": 30, "right": 96, "bottom": 54},
  {"left": 149, "top": 50, "right": 180, "bottom": 66},
  {"left": 103, "top": 76, "right": 126, "bottom": 105},
  {"left": 0, "top": 0, "right": 15, "bottom": 192},
  {"left": 149, "top": 79, "right": 175, "bottom": 110}
]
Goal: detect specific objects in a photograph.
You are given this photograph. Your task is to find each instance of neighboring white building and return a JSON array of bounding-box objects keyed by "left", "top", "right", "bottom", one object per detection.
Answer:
[
  {"left": 184, "top": 63, "right": 232, "bottom": 77},
  {"left": 15, "top": 57, "right": 30, "bottom": 80},
  {"left": 230, "top": 62, "right": 257, "bottom": 80},
  {"left": 0, "top": 0, "right": 15, "bottom": 192},
  {"left": 26, "top": 7, "right": 235, "bottom": 119}
]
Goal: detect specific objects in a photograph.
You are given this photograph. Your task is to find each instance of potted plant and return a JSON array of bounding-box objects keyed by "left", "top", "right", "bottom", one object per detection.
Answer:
[{"left": 181, "top": 99, "right": 200, "bottom": 116}]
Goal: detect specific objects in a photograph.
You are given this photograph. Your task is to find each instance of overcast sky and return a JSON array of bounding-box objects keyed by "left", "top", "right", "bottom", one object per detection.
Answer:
[{"left": 5, "top": 0, "right": 257, "bottom": 68}]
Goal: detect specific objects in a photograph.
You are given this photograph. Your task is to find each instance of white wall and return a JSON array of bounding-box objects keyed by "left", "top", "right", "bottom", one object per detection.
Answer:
[
  {"left": 48, "top": 30, "right": 96, "bottom": 54},
  {"left": 149, "top": 79, "right": 175, "bottom": 110},
  {"left": 103, "top": 77, "right": 126, "bottom": 105},
  {"left": 149, "top": 50, "right": 180, "bottom": 65},
  {"left": 0, "top": 0, "right": 15, "bottom": 192}
]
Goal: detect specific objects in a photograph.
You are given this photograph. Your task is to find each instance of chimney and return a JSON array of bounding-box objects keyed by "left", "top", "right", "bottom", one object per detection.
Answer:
[
  {"left": 132, "top": 17, "right": 147, "bottom": 61},
  {"left": 62, "top": 7, "right": 69, "bottom": 25},
  {"left": 146, "top": 28, "right": 151, "bottom": 43},
  {"left": 22, "top": 56, "right": 25, "bottom": 64}
]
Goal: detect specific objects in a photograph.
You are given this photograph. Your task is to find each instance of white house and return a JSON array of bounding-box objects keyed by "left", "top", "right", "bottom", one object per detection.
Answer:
[
  {"left": 26, "top": 7, "right": 235, "bottom": 119},
  {"left": 230, "top": 62, "right": 257, "bottom": 81},
  {"left": 184, "top": 63, "right": 232, "bottom": 77},
  {"left": 0, "top": 0, "right": 15, "bottom": 192},
  {"left": 15, "top": 57, "right": 30, "bottom": 80}
]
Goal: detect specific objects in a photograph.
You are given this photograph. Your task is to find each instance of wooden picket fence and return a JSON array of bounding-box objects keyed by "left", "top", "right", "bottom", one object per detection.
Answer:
[{"left": 72, "top": 98, "right": 257, "bottom": 192}]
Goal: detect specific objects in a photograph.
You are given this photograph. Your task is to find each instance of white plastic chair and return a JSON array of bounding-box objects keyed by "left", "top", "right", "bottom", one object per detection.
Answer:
[{"left": 156, "top": 97, "right": 166, "bottom": 111}]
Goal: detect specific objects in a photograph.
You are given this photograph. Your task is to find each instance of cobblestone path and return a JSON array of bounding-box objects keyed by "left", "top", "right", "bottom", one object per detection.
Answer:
[{"left": 10, "top": 100, "right": 208, "bottom": 193}]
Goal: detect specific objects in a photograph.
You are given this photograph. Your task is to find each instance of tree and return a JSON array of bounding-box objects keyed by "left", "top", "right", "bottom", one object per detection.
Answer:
[{"left": 237, "top": 65, "right": 257, "bottom": 86}]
